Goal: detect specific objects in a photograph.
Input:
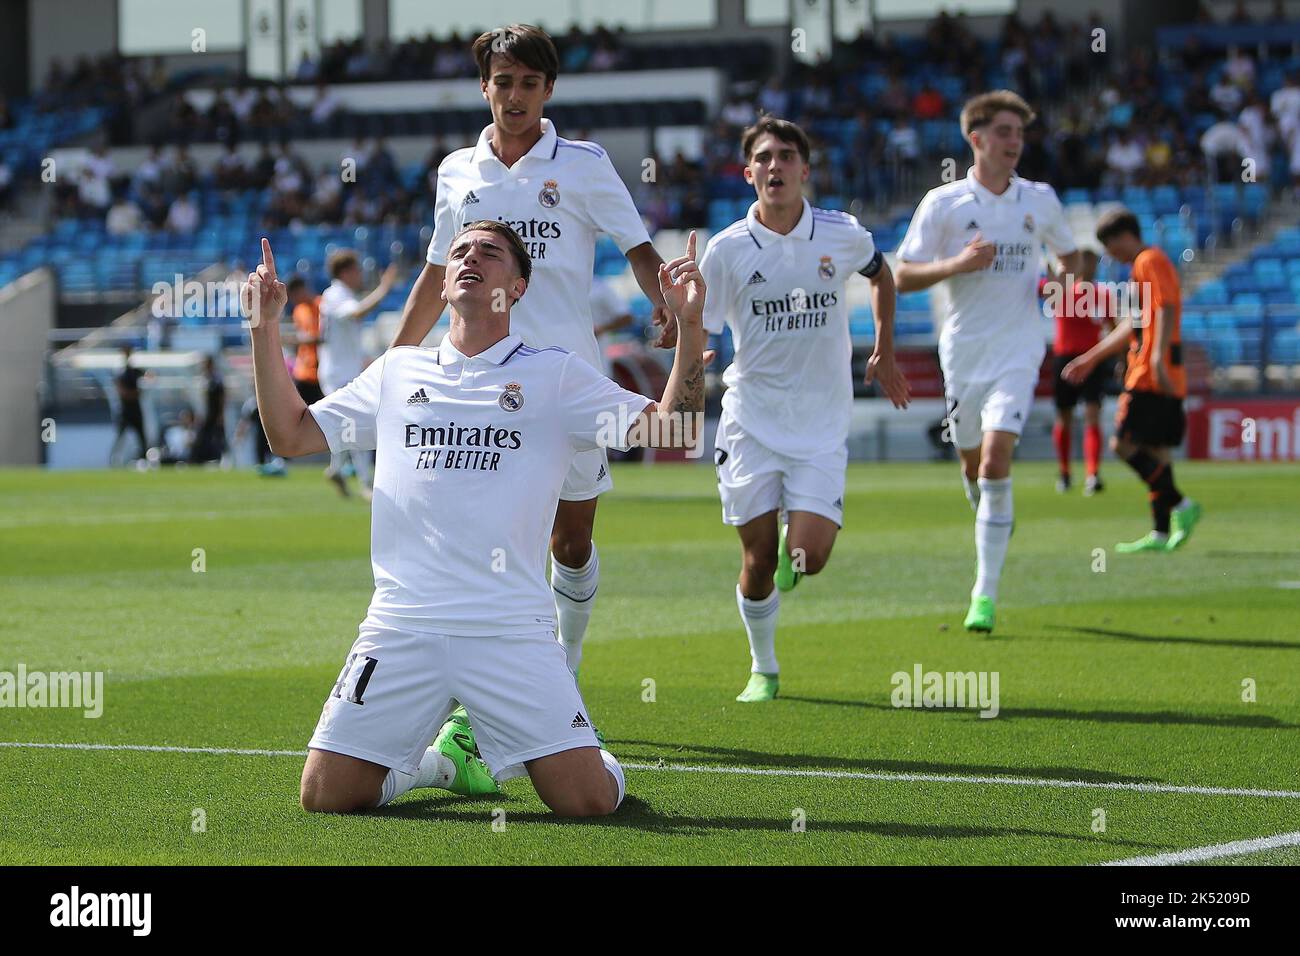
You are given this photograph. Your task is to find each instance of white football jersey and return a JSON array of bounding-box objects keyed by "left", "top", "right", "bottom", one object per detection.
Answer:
[
  {"left": 318, "top": 280, "right": 364, "bottom": 388},
  {"left": 699, "top": 199, "right": 881, "bottom": 459},
  {"left": 427, "top": 120, "right": 651, "bottom": 371},
  {"left": 897, "top": 169, "right": 1076, "bottom": 385},
  {"left": 308, "top": 334, "right": 650, "bottom": 637}
]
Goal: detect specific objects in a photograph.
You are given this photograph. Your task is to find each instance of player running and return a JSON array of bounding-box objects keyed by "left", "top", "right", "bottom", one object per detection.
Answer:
[
  {"left": 245, "top": 222, "right": 705, "bottom": 815},
  {"left": 1063, "top": 209, "right": 1201, "bottom": 552},
  {"left": 389, "top": 24, "right": 674, "bottom": 678},
  {"left": 699, "top": 118, "right": 910, "bottom": 702},
  {"left": 1043, "top": 249, "right": 1114, "bottom": 495},
  {"left": 895, "top": 90, "right": 1080, "bottom": 634},
  {"left": 317, "top": 249, "right": 399, "bottom": 499}
]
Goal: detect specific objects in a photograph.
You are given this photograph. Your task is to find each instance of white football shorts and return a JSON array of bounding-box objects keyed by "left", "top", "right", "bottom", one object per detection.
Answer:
[
  {"left": 713, "top": 408, "right": 846, "bottom": 528},
  {"left": 560, "top": 447, "right": 613, "bottom": 501},
  {"left": 942, "top": 366, "right": 1039, "bottom": 451},
  {"left": 308, "top": 623, "right": 599, "bottom": 781}
]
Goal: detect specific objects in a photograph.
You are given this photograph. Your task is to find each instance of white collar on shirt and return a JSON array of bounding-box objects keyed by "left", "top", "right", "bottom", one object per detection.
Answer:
[
  {"left": 437, "top": 332, "right": 523, "bottom": 366},
  {"left": 966, "top": 168, "right": 1023, "bottom": 203},
  {"left": 745, "top": 198, "right": 815, "bottom": 248},
  {"left": 471, "top": 118, "right": 560, "bottom": 168}
]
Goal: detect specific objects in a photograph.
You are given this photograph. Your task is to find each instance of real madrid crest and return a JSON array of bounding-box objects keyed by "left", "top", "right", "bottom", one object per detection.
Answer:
[
  {"left": 818, "top": 255, "right": 836, "bottom": 279},
  {"left": 538, "top": 180, "right": 560, "bottom": 208},
  {"left": 1023, "top": 213, "right": 1035, "bottom": 233},
  {"left": 499, "top": 381, "right": 524, "bottom": 412}
]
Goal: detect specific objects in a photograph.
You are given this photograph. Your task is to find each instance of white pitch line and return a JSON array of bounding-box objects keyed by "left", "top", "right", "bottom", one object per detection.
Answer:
[
  {"left": 1099, "top": 830, "right": 1300, "bottom": 866},
  {"left": 0, "top": 741, "right": 303, "bottom": 757},
  {"left": 3, "top": 741, "right": 1299, "bottom": 799}
]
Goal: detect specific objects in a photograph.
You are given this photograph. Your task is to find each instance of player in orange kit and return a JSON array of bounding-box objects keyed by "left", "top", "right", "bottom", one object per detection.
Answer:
[{"left": 1063, "top": 209, "right": 1201, "bottom": 552}]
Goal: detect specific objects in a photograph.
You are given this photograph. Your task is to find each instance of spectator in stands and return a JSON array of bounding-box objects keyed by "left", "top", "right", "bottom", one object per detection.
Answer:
[
  {"left": 913, "top": 84, "right": 945, "bottom": 121},
  {"left": 161, "top": 146, "right": 197, "bottom": 196},
  {"left": 1143, "top": 127, "right": 1175, "bottom": 186},
  {"left": 214, "top": 142, "right": 248, "bottom": 191},
  {"left": 0, "top": 158, "right": 12, "bottom": 213},
  {"left": 1200, "top": 110, "right": 1246, "bottom": 182},
  {"left": 138, "top": 183, "right": 168, "bottom": 230},
  {"left": 1210, "top": 72, "right": 1244, "bottom": 114},
  {"left": 295, "top": 50, "right": 319, "bottom": 83},
  {"left": 310, "top": 82, "right": 341, "bottom": 124},
  {"left": 106, "top": 188, "right": 144, "bottom": 235},
  {"left": 758, "top": 77, "right": 790, "bottom": 118},
  {"left": 208, "top": 94, "right": 240, "bottom": 146},
  {"left": 1239, "top": 93, "right": 1275, "bottom": 183},
  {"left": 885, "top": 116, "right": 920, "bottom": 196},
  {"left": 589, "top": 34, "right": 623, "bottom": 72},
  {"left": 1224, "top": 47, "right": 1256, "bottom": 89},
  {"left": 132, "top": 145, "right": 164, "bottom": 195},
  {"left": 561, "top": 26, "right": 592, "bottom": 72},
  {"left": 189, "top": 356, "right": 227, "bottom": 464},
  {"left": 77, "top": 146, "right": 113, "bottom": 217},
  {"left": 1105, "top": 127, "right": 1145, "bottom": 186},
  {"left": 166, "top": 192, "right": 199, "bottom": 233},
  {"left": 1270, "top": 72, "right": 1300, "bottom": 141},
  {"left": 721, "top": 93, "right": 756, "bottom": 129}
]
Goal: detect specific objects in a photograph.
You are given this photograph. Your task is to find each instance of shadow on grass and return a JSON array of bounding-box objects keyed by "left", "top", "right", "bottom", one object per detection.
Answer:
[
  {"left": 605, "top": 737, "right": 1158, "bottom": 783},
  {"left": 780, "top": 697, "right": 1299, "bottom": 730},
  {"left": 1043, "top": 624, "right": 1300, "bottom": 652},
  {"left": 377, "top": 795, "right": 1165, "bottom": 849}
]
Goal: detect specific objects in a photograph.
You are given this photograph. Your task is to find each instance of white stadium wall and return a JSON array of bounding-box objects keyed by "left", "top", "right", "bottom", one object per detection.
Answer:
[{"left": 0, "top": 269, "right": 56, "bottom": 466}]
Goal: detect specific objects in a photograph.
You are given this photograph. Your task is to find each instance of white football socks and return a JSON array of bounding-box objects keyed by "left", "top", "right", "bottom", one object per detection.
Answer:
[
  {"left": 972, "top": 476, "right": 1013, "bottom": 601},
  {"left": 377, "top": 747, "right": 457, "bottom": 806},
  {"left": 962, "top": 472, "right": 981, "bottom": 511},
  {"left": 552, "top": 545, "right": 599, "bottom": 673},
  {"left": 737, "top": 584, "right": 780, "bottom": 675}
]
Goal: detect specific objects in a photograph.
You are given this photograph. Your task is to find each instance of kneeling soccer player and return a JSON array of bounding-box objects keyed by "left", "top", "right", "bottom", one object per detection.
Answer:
[
  {"left": 698, "top": 118, "right": 910, "bottom": 702},
  {"left": 1063, "top": 208, "right": 1200, "bottom": 553},
  {"left": 245, "top": 222, "right": 705, "bottom": 815}
]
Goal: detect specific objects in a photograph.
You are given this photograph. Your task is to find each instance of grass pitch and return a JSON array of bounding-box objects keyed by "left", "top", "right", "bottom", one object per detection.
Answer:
[{"left": 1, "top": 460, "right": 1298, "bottom": 865}]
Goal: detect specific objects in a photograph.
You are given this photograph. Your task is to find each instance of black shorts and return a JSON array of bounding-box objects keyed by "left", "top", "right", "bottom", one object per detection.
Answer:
[
  {"left": 1053, "top": 353, "right": 1110, "bottom": 410},
  {"left": 1115, "top": 390, "right": 1186, "bottom": 448},
  {"left": 295, "top": 379, "right": 324, "bottom": 405}
]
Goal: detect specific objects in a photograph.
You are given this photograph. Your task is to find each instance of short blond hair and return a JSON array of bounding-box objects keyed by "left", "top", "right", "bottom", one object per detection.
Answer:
[{"left": 960, "top": 90, "right": 1036, "bottom": 139}]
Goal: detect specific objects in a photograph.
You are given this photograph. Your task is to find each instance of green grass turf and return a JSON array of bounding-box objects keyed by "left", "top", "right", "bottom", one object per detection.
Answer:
[{"left": 1, "top": 460, "right": 1298, "bottom": 865}]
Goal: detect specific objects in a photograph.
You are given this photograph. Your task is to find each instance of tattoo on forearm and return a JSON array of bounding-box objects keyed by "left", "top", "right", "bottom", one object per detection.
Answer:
[{"left": 672, "top": 359, "right": 704, "bottom": 414}]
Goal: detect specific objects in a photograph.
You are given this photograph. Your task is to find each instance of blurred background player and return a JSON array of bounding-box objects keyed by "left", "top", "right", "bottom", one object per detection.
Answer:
[
  {"left": 589, "top": 275, "right": 633, "bottom": 379},
  {"left": 110, "top": 344, "right": 151, "bottom": 465},
  {"left": 895, "top": 90, "right": 1079, "bottom": 634},
  {"left": 389, "top": 24, "right": 675, "bottom": 677},
  {"left": 1064, "top": 209, "right": 1201, "bottom": 553},
  {"left": 289, "top": 276, "right": 323, "bottom": 406},
  {"left": 699, "top": 118, "right": 909, "bottom": 701},
  {"left": 318, "top": 249, "right": 399, "bottom": 498},
  {"left": 188, "top": 355, "right": 227, "bottom": 464},
  {"left": 1044, "top": 248, "right": 1114, "bottom": 495}
]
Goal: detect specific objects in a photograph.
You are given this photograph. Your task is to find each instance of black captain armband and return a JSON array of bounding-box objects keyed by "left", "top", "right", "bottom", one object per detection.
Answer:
[{"left": 858, "top": 250, "right": 884, "bottom": 279}]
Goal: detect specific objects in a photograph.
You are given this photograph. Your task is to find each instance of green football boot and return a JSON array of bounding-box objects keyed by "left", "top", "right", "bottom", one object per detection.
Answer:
[
  {"left": 432, "top": 706, "right": 499, "bottom": 796},
  {"left": 963, "top": 595, "right": 995, "bottom": 633},
  {"left": 1166, "top": 500, "right": 1202, "bottom": 551},
  {"left": 1116, "top": 532, "right": 1170, "bottom": 554},
  {"left": 775, "top": 521, "right": 802, "bottom": 592},
  {"left": 736, "top": 672, "right": 780, "bottom": 702}
]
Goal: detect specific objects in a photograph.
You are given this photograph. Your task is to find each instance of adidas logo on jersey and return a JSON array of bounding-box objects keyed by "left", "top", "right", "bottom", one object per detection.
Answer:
[
  {"left": 747, "top": 270, "right": 767, "bottom": 285},
  {"left": 596, "top": 464, "right": 607, "bottom": 481},
  {"left": 407, "top": 388, "right": 430, "bottom": 404},
  {"left": 571, "top": 712, "right": 590, "bottom": 729},
  {"left": 965, "top": 220, "right": 979, "bottom": 230},
  {"left": 462, "top": 190, "right": 480, "bottom": 206}
]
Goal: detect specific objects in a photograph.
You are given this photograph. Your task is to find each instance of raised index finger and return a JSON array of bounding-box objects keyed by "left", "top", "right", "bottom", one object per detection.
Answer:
[
  {"left": 261, "top": 238, "right": 277, "bottom": 278},
  {"left": 686, "top": 229, "right": 697, "bottom": 261}
]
